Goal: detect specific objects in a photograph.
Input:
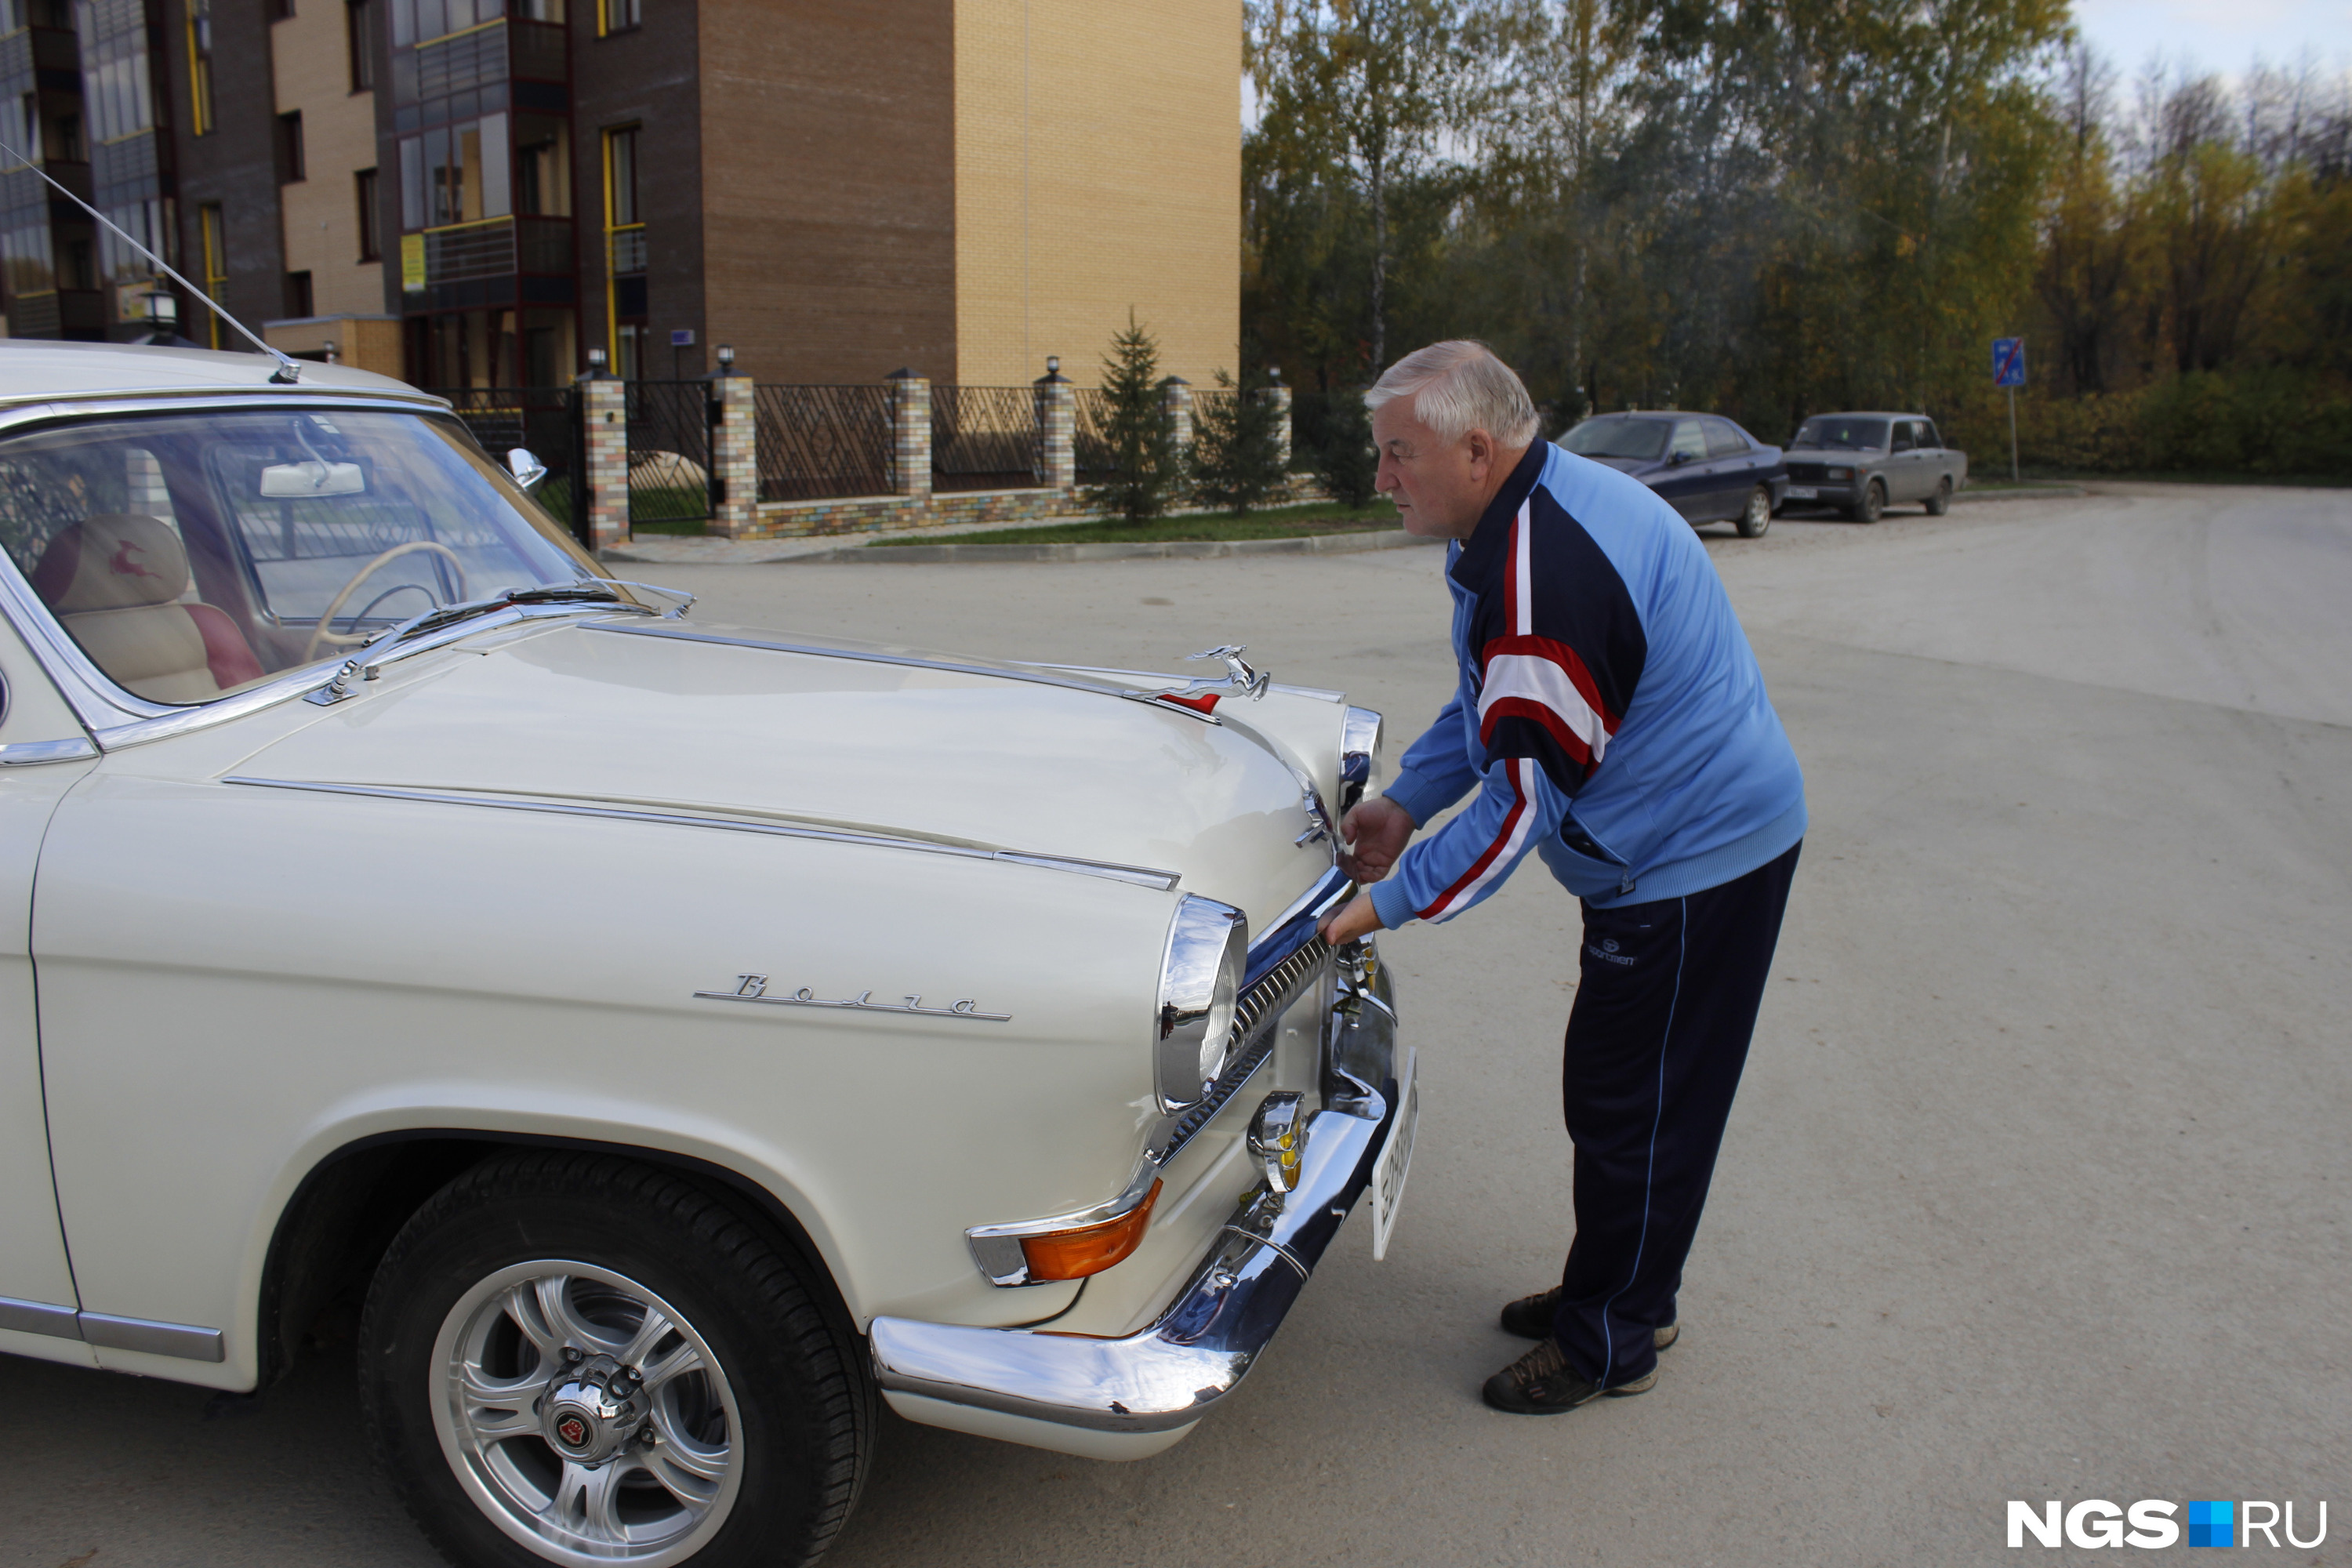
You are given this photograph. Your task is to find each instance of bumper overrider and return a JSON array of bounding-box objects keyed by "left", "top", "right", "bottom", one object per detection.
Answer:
[{"left": 868, "top": 942, "right": 1403, "bottom": 1459}]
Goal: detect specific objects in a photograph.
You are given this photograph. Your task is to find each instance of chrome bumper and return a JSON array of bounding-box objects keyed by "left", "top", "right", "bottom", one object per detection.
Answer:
[{"left": 869, "top": 945, "right": 1399, "bottom": 1436}]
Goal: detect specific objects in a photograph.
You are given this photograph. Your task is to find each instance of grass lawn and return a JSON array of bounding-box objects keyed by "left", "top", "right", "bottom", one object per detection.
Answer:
[{"left": 875, "top": 500, "right": 1401, "bottom": 546}]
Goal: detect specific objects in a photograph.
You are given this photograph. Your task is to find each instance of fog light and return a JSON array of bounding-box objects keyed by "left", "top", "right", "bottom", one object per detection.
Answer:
[{"left": 1249, "top": 1092, "right": 1308, "bottom": 1195}]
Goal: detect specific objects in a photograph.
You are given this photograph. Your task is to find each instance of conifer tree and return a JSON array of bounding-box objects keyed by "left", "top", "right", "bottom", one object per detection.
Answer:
[
  {"left": 1312, "top": 390, "right": 1381, "bottom": 509},
  {"left": 1083, "top": 313, "right": 1180, "bottom": 524},
  {"left": 1189, "top": 368, "right": 1292, "bottom": 514}
]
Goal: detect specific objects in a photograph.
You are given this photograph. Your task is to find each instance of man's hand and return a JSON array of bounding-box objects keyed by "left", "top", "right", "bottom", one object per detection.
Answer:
[
  {"left": 1317, "top": 891, "right": 1383, "bottom": 946},
  {"left": 1338, "top": 796, "right": 1415, "bottom": 884}
]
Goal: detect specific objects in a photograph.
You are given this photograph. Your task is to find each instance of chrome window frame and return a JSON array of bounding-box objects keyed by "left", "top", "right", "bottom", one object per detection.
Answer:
[{"left": 0, "top": 390, "right": 598, "bottom": 748}]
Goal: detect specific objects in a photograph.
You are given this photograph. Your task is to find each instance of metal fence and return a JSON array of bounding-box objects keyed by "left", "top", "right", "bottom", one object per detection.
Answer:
[
  {"left": 755, "top": 383, "right": 895, "bottom": 502},
  {"left": 931, "top": 385, "right": 1041, "bottom": 491},
  {"left": 429, "top": 386, "right": 586, "bottom": 546},
  {"left": 625, "top": 380, "right": 714, "bottom": 528},
  {"left": 1073, "top": 387, "right": 1118, "bottom": 479}
]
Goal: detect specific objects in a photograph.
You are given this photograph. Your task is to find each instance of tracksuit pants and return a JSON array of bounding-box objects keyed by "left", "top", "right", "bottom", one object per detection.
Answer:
[{"left": 1551, "top": 840, "right": 1802, "bottom": 1388}]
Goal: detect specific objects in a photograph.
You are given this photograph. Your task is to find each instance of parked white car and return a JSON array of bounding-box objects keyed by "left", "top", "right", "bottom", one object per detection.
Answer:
[{"left": 0, "top": 343, "right": 1411, "bottom": 1567}]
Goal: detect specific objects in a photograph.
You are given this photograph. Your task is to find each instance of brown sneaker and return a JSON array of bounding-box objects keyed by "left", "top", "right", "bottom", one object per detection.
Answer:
[
  {"left": 1480, "top": 1336, "right": 1658, "bottom": 1414},
  {"left": 1497, "top": 1287, "right": 1679, "bottom": 1352}
]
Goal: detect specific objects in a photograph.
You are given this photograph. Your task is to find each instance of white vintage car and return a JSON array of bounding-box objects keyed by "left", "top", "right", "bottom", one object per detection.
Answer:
[{"left": 0, "top": 342, "right": 1410, "bottom": 1568}]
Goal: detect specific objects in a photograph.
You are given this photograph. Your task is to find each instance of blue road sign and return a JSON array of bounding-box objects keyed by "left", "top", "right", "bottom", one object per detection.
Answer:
[{"left": 1992, "top": 336, "right": 2026, "bottom": 388}]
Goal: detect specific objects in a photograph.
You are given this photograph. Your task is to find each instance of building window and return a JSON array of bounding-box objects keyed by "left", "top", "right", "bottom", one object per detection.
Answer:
[
  {"left": 187, "top": 0, "right": 215, "bottom": 136},
  {"left": 274, "top": 111, "right": 305, "bottom": 183},
  {"left": 51, "top": 112, "right": 79, "bottom": 161},
  {"left": 267, "top": 0, "right": 294, "bottom": 19},
  {"left": 198, "top": 203, "right": 227, "bottom": 349},
  {"left": 601, "top": 125, "right": 643, "bottom": 376},
  {"left": 284, "top": 270, "right": 312, "bottom": 318},
  {"left": 62, "top": 236, "right": 93, "bottom": 290},
  {"left": 597, "top": 0, "right": 637, "bottom": 36},
  {"left": 356, "top": 167, "right": 379, "bottom": 260},
  {"left": 347, "top": 0, "right": 375, "bottom": 90},
  {"left": 16, "top": 93, "right": 38, "bottom": 161}
]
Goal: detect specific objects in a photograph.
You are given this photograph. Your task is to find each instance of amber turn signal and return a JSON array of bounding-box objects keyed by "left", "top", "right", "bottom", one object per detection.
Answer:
[{"left": 1018, "top": 1180, "right": 1163, "bottom": 1282}]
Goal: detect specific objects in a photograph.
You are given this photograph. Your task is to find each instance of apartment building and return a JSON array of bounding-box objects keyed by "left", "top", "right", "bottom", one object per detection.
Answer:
[{"left": 0, "top": 0, "right": 1240, "bottom": 390}]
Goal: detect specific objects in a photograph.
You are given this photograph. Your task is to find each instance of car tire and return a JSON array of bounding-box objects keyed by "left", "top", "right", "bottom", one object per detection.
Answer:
[
  {"left": 1849, "top": 481, "right": 1885, "bottom": 524},
  {"left": 1736, "top": 485, "right": 1772, "bottom": 538},
  {"left": 1926, "top": 477, "right": 1952, "bottom": 516},
  {"left": 361, "top": 1151, "right": 871, "bottom": 1568}
]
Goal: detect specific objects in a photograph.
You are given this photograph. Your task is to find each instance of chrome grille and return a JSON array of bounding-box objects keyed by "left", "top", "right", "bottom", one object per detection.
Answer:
[{"left": 1153, "top": 934, "right": 1332, "bottom": 1163}]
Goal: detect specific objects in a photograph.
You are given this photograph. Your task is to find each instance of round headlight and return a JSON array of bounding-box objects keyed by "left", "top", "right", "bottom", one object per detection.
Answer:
[{"left": 1155, "top": 895, "right": 1248, "bottom": 1113}]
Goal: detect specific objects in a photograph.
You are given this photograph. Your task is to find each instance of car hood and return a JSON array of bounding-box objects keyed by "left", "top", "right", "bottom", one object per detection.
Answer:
[{"left": 237, "top": 617, "right": 1339, "bottom": 933}]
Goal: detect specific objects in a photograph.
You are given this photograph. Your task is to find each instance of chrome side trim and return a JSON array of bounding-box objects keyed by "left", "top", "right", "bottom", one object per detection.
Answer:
[
  {"left": 1014, "top": 662, "right": 1346, "bottom": 703},
  {"left": 0, "top": 736, "right": 97, "bottom": 765},
  {"left": 967, "top": 1163, "right": 1162, "bottom": 1288},
  {"left": 0, "top": 1295, "right": 82, "bottom": 1339},
  {"left": 77, "top": 1310, "right": 227, "bottom": 1361},
  {"left": 220, "top": 778, "right": 1183, "bottom": 891}
]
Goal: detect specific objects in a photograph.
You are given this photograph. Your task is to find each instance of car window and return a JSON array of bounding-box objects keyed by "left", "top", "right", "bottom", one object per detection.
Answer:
[
  {"left": 1792, "top": 416, "right": 1889, "bottom": 451},
  {"left": 0, "top": 408, "right": 601, "bottom": 706},
  {"left": 1704, "top": 418, "right": 1748, "bottom": 458},
  {"left": 1890, "top": 422, "right": 1915, "bottom": 452},
  {"left": 1919, "top": 420, "right": 1942, "bottom": 450},
  {"left": 1669, "top": 421, "right": 1708, "bottom": 462},
  {"left": 1559, "top": 417, "right": 1668, "bottom": 461}
]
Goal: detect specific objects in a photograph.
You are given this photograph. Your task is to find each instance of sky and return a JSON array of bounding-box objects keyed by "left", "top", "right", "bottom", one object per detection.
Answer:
[{"left": 2061, "top": 0, "right": 2345, "bottom": 82}]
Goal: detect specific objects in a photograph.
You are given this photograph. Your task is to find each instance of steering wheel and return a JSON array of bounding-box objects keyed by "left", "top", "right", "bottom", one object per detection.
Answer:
[{"left": 303, "top": 541, "right": 469, "bottom": 663}]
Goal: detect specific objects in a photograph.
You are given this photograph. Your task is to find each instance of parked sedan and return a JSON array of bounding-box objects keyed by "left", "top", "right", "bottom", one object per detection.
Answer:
[
  {"left": 1780, "top": 412, "right": 1969, "bottom": 521},
  {"left": 0, "top": 343, "right": 1412, "bottom": 1568},
  {"left": 1555, "top": 412, "right": 1788, "bottom": 537}
]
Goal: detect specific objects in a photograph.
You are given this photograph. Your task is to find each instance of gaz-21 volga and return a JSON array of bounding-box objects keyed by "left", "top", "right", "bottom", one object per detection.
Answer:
[{"left": 0, "top": 343, "right": 1413, "bottom": 1568}]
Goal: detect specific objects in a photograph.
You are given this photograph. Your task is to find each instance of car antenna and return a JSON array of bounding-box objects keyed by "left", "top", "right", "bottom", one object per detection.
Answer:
[{"left": 0, "top": 135, "right": 304, "bottom": 383}]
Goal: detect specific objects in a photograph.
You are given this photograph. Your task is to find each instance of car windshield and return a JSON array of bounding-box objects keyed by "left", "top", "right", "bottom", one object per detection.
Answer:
[
  {"left": 0, "top": 406, "right": 604, "bottom": 706},
  {"left": 1559, "top": 417, "right": 1668, "bottom": 460},
  {"left": 1793, "top": 416, "right": 1889, "bottom": 451}
]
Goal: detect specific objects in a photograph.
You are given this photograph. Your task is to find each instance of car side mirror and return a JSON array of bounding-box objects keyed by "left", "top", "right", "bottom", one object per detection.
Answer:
[
  {"left": 507, "top": 448, "right": 549, "bottom": 491},
  {"left": 1668, "top": 451, "right": 1686, "bottom": 466}
]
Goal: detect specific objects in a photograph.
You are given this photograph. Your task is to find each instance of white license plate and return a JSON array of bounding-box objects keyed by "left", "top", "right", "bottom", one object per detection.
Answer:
[
  {"left": 1370, "top": 1047, "right": 1418, "bottom": 1261},
  {"left": 1785, "top": 485, "right": 1818, "bottom": 499}
]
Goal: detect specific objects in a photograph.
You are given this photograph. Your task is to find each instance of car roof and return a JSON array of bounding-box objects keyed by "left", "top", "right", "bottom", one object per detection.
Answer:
[
  {"left": 0, "top": 339, "right": 437, "bottom": 409},
  {"left": 1800, "top": 411, "right": 1927, "bottom": 420},
  {"left": 1577, "top": 411, "right": 1711, "bottom": 421}
]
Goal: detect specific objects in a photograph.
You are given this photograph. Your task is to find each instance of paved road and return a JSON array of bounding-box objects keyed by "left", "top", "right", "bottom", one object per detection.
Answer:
[{"left": 11, "top": 483, "right": 2348, "bottom": 1566}]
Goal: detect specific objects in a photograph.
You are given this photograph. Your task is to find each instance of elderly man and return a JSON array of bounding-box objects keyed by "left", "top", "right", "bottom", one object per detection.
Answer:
[{"left": 1316, "top": 342, "right": 1806, "bottom": 1414}]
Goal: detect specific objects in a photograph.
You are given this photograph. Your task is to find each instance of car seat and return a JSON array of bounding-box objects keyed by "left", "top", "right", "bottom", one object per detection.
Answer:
[{"left": 30, "top": 514, "right": 267, "bottom": 704}]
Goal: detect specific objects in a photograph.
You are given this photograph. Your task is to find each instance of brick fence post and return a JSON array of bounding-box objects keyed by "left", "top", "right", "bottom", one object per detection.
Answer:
[
  {"left": 579, "top": 363, "right": 628, "bottom": 553},
  {"left": 887, "top": 368, "right": 931, "bottom": 501},
  {"left": 1161, "top": 376, "right": 1193, "bottom": 456},
  {"left": 1266, "top": 372, "right": 1293, "bottom": 468},
  {"left": 1035, "top": 358, "right": 1073, "bottom": 492},
  {"left": 708, "top": 352, "right": 757, "bottom": 537}
]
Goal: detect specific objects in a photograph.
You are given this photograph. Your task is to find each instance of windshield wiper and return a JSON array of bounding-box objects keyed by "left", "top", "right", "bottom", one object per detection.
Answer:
[{"left": 308, "top": 583, "right": 642, "bottom": 705}]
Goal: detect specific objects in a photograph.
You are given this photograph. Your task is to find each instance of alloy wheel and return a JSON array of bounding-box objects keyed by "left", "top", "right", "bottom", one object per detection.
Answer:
[{"left": 430, "top": 1260, "right": 743, "bottom": 1567}]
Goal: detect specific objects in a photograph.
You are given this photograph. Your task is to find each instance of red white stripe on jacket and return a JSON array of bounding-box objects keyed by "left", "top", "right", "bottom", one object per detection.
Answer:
[
  {"left": 1416, "top": 754, "right": 1541, "bottom": 921},
  {"left": 1475, "top": 503, "right": 1619, "bottom": 771}
]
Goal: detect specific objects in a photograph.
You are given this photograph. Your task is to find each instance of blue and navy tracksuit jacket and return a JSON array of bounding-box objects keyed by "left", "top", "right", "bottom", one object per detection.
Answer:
[{"left": 1366, "top": 441, "right": 1806, "bottom": 927}]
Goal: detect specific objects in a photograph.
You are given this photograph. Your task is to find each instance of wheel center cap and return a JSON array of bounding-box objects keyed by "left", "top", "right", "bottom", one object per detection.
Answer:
[{"left": 540, "top": 1351, "right": 648, "bottom": 1468}]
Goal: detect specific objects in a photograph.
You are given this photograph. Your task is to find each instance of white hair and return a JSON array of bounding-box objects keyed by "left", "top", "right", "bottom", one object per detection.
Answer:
[{"left": 1363, "top": 340, "right": 1541, "bottom": 448}]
